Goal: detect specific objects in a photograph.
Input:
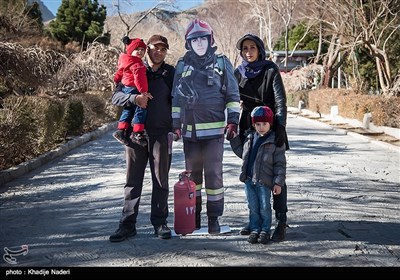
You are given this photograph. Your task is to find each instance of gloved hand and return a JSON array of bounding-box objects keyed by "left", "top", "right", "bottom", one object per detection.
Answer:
[
  {"left": 174, "top": 128, "right": 182, "bottom": 141},
  {"left": 275, "top": 123, "right": 286, "bottom": 147},
  {"left": 225, "top": 123, "right": 238, "bottom": 141}
]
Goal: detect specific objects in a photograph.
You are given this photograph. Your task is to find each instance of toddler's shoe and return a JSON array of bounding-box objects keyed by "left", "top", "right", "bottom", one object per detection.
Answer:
[
  {"left": 113, "top": 130, "right": 129, "bottom": 145},
  {"left": 131, "top": 131, "right": 148, "bottom": 147}
]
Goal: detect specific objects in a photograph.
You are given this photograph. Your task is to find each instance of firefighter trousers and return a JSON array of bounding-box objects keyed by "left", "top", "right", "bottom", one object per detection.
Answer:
[{"left": 183, "top": 136, "right": 225, "bottom": 218}]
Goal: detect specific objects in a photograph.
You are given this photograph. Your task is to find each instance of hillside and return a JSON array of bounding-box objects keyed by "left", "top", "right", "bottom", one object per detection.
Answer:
[
  {"left": 29, "top": 0, "right": 55, "bottom": 21},
  {"left": 103, "top": 1, "right": 261, "bottom": 65}
]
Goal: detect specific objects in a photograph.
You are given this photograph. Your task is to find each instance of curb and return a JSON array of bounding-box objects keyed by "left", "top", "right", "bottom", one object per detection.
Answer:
[
  {"left": 0, "top": 122, "right": 117, "bottom": 187},
  {"left": 291, "top": 113, "right": 400, "bottom": 153}
]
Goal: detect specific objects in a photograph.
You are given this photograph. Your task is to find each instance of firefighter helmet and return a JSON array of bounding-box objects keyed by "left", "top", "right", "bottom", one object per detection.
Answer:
[{"left": 185, "top": 19, "right": 214, "bottom": 49}]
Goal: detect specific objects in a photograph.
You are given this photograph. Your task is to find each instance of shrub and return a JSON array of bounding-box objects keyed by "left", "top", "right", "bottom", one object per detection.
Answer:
[
  {"left": 0, "top": 91, "right": 117, "bottom": 170},
  {"left": 63, "top": 99, "right": 84, "bottom": 136},
  {"left": 307, "top": 89, "right": 400, "bottom": 128}
]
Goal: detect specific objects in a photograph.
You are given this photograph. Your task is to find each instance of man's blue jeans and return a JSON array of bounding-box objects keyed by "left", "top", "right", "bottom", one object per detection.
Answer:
[{"left": 244, "top": 179, "right": 272, "bottom": 234}]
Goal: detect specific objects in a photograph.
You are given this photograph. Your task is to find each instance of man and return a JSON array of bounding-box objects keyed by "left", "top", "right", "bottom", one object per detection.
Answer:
[{"left": 110, "top": 34, "right": 175, "bottom": 242}]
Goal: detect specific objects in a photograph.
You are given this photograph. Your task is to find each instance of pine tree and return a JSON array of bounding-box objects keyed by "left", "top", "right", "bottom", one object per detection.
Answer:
[
  {"left": 274, "top": 22, "right": 321, "bottom": 51},
  {"left": 49, "top": 0, "right": 109, "bottom": 47},
  {"left": 25, "top": 1, "right": 43, "bottom": 30}
]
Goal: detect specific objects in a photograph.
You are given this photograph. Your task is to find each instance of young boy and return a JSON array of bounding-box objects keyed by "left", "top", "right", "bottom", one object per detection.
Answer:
[
  {"left": 239, "top": 106, "right": 286, "bottom": 244},
  {"left": 113, "top": 36, "right": 152, "bottom": 146}
]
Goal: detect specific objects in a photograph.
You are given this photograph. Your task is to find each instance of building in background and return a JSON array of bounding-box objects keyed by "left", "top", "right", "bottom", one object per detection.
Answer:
[{"left": 267, "top": 50, "right": 315, "bottom": 73}]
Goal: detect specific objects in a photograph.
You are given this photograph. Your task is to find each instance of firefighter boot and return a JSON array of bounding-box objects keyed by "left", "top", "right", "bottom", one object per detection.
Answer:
[{"left": 208, "top": 216, "right": 220, "bottom": 234}]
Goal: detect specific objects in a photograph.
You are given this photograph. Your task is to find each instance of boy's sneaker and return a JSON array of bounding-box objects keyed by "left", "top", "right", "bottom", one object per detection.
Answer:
[
  {"left": 258, "top": 231, "right": 270, "bottom": 244},
  {"left": 131, "top": 131, "right": 147, "bottom": 147},
  {"left": 154, "top": 224, "right": 172, "bottom": 239},
  {"left": 247, "top": 231, "right": 259, "bottom": 244},
  {"left": 113, "top": 130, "right": 129, "bottom": 145}
]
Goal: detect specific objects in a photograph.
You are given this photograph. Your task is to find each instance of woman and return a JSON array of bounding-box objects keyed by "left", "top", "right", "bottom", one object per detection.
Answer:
[{"left": 234, "top": 33, "right": 289, "bottom": 241}]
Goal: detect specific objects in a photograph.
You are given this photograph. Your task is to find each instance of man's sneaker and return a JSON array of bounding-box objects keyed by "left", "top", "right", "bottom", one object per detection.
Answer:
[
  {"left": 154, "top": 224, "right": 172, "bottom": 239},
  {"left": 109, "top": 227, "right": 137, "bottom": 242},
  {"left": 208, "top": 217, "right": 220, "bottom": 234},
  {"left": 271, "top": 222, "right": 287, "bottom": 242},
  {"left": 131, "top": 132, "right": 147, "bottom": 147},
  {"left": 247, "top": 231, "right": 259, "bottom": 244},
  {"left": 239, "top": 225, "right": 250, "bottom": 235},
  {"left": 258, "top": 231, "right": 270, "bottom": 244},
  {"left": 113, "top": 130, "right": 129, "bottom": 145}
]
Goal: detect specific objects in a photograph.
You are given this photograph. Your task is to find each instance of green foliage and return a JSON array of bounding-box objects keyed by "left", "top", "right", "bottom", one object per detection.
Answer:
[
  {"left": 0, "top": 91, "right": 117, "bottom": 170},
  {"left": 274, "top": 22, "right": 320, "bottom": 51},
  {"left": 49, "top": 0, "right": 108, "bottom": 47},
  {"left": 40, "top": 99, "right": 65, "bottom": 146},
  {"left": 0, "top": 97, "right": 36, "bottom": 167},
  {"left": 63, "top": 99, "right": 84, "bottom": 135},
  {"left": 344, "top": 12, "right": 399, "bottom": 92},
  {"left": 355, "top": 49, "right": 378, "bottom": 91},
  {"left": 0, "top": 96, "right": 64, "bottom": 168},
  {"left": 386, "top": 25, "right": 400, "bottom": 80}
]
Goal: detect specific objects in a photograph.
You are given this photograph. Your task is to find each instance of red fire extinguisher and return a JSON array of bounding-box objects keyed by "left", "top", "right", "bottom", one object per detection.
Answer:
[{"left": 174, "top": 171, "right": 196, "bottom": 235}]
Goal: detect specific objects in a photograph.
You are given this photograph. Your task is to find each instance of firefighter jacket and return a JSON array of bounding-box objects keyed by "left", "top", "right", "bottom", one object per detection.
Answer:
[{"left": 172, "top": 50, "right": 240, "bottom": 141}]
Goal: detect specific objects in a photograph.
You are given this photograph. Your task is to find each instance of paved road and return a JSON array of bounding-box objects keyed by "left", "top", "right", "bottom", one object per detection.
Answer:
[{"left": 0, "top": 114, "right": 399, "bottom": 269}]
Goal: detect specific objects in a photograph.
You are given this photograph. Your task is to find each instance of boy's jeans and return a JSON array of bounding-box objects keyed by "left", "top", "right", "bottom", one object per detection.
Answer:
[{"left": 244, "top": 179, "right": 272, "bottom": 234}]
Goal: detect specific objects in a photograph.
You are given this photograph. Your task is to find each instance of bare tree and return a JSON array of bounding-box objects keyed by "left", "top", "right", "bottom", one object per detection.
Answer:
[
  {"left": 322, "top": 34, "right": 348, "bottom": 88},
  {"left": 111, "top": 0, "right": 176, "bottom": 36},
  {"left": 239, "top": 0, "right": 276, "bottom": 54},
  {"left": 239, "top": 0, "right": 287, "bottom": 56},
  {"left": 305, "top": 0, "right": 352, "bottom": 88},
  {"left": 346, "top": 0, "right": 399, "bottom": 95},
  {"left": 300, "top": 0, "right": 325, "bottom": 64},
  {"left": 198, "top": 1, "right": 255, "bottom": 66},
  {"left": 271, "top": 0, "right": 297, "bottom": 73},
  {"left": 307, "top": 0, "right": 399, "bottom": 94}
]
